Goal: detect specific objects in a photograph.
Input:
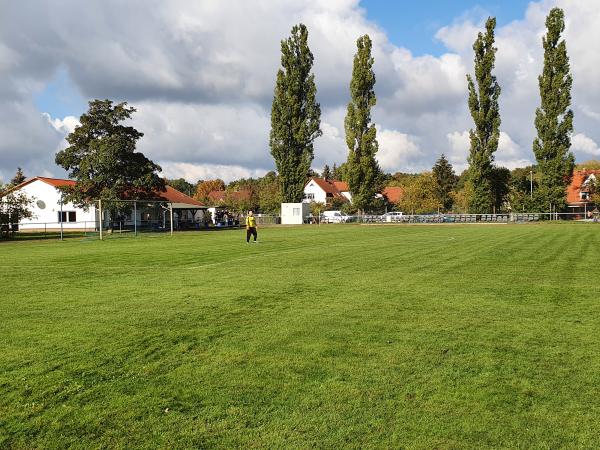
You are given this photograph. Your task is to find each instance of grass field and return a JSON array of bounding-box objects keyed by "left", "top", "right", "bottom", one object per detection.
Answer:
[{"left": 1, "top": 223, "right": 600, "bottom": 449}]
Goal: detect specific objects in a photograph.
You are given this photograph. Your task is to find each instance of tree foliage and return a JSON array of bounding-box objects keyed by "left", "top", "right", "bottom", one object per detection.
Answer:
[
  {"left": 322, "top": 164, "right": 331, "bottom": 180},
  {"left": 257, "top": 171, "right": 282, "bottom": 214},
  {"left": 344, "top": 34, "right": 381, "bottom": 213},
  {"left": 166, "top": 178, "right": 195, "bottom": 197},
  {"left": 432, "top": 154, "right": 457, "bottom": 211},
  {"left": 0, "top": 190, "right": 34, "bottom": 238},
  {"left": 55, "top": 99, "right": 165, "bottom": 207},
  {"left": 399, "top": 172, "right": 441, "bottom": 214},
  {"left": 575, "top": 160, "right": 600, "bottom": 170},
  {"left": 533, "top": 7, "right": 575, "bottom": 212},
  {"left": 490, "top": 166, "right": 511, "bottom": 212},
  {"left": 10, "top": 167, "right": 26, "bottom": 187},
  {"left": 508, "top": 166, "right": 538, "bottom": 211},
  {"left": 466, "top": 17, "right": 502, "bottom": 214},
  {"left": 270, "top": 24, "right": 322, "bottom": 203},
  {"left": 195, "top": 179, "right": 225, "bottom": 203}
]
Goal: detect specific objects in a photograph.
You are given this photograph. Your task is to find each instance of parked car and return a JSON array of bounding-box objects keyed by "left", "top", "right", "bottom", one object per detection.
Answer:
[
  {"left": 382, "top": 211, "right": 404, "bottom": 222},
  {"left": 321, "top": 210, "right": 351, "bottom": 223}
]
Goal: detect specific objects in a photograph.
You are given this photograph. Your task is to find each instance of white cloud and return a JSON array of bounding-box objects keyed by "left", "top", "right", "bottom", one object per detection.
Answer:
[
  {"left": 45, "top": 114, "right": 79, "bottom": 135},
  {"left": 160, "top": 162, "right": 267, "bottom": 183},
  {"left": 2, "top": 0, "right": 600, "bottom": 182},
  {"left": 376, "top": 127, "right": 424, "bottom": 172},
  {"left": 572, "top": 133, "right": 600, "bottom": 157}
]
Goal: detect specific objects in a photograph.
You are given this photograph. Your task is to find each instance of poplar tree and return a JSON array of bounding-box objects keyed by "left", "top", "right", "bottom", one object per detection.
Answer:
[
  {"left": 322, "top": 164, "right": 331, "bottom": 180},
  {"left": 432, "top": 154, "right": 457, "bottom": 211},
  {"left": 270, "top": 24, "right": 322, "bottom": 203},
  {"left": 466, "top": 17, "right": 501, "bottom": 214},
  {"left": 344, "top": 34, "right": 380, "bottom": 213},
  {"left": 533, "top": 7, "right": 574, "bottom": 211}
]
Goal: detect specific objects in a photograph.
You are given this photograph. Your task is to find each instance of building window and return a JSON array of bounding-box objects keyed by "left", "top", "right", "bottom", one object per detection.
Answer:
[
  {"left": 58, "top": 211, "right": 77, "bottom": 222},
  {"left": 293, "top": 208, "right": 300, "bottom": 216},
  {"left": 304, "top": 193, "right": 315, "bottom": 200},
  {"left": 581, "top": 192, "right": 589, "bottom": 200}
]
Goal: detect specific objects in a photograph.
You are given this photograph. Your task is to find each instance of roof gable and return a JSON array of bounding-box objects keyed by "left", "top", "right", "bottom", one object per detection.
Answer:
[{"left": 567, "top": 170, "right": 600, "bottom": 204}]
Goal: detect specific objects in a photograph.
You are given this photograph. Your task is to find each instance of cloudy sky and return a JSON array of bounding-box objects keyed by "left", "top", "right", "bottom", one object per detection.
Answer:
[{"left": 1, "top": 0, "right": 600, "bottom": 183}]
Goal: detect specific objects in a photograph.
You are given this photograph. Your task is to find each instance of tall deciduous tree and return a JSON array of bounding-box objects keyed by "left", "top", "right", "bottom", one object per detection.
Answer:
[
  {"left": 432, "top": 154, "right": 457, "bottom": 211},
  {"left": 322, "top": 164, "right": 331, "bottom": 180},
  {"left": 466, "top": 17, "right": 501, "bottom": 214},
  {"left": 533, "top": 7, "right": 574, "bottom": 211},
  {"left": 344, "top": 34, "right": 380, "bottom": 213},
  {"left": 55, "top": 99, "right": 165, "bottom": 206},
  {"left": 270, "top": 24, "right": 322, "bottom": 203}
]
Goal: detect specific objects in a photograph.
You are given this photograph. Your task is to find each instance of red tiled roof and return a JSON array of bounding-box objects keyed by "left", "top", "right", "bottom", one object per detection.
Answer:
[
  {"left": 332, "top": 180, "right": 349, "bottom": 192},
  {"left": 156, "top": 186, "right": 205, "bottom": 207},
  {"left": 3, "top": 176, "right": 204, "bottom": 207},
  {"left": 567, "top": 170, "right": 600, "bottom": 205},
  {"left": 382, "top": 186, "right": 404, "bottom": 204},
  {"left": 307, "top": 178, "right": 349, "bottom": 195},
  {"left": 37, "top": 177, "right": 77, "bottom": 188}
]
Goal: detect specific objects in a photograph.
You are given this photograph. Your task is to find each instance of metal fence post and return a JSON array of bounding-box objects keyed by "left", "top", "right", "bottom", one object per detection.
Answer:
[
  {"left": 134, "top": 201, "right": 137, "bottom": 236},
  {"left": 99, "top": 199, "right": 103, "bottom": 241},
  {"left": 59, "top": 196, "right": 64, "bottom": 241},
  {"left": 170, "top": 203, "right": 174, "bottom": 236}
]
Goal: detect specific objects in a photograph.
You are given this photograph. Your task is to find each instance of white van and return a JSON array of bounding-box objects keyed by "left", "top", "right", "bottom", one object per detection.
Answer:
[{"left": 322, "top": 210, "right": 350, "bottom": 223}]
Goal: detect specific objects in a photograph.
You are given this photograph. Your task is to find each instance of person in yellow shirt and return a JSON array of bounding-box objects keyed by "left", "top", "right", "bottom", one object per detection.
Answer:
[{"left": 245, "top": 210, "right": 258, "bottom": 243}]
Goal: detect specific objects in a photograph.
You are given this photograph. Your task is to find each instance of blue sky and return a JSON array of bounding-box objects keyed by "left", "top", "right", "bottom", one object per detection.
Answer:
[{"left": 361, "top": 0, "right": 532, "bottom": 55}]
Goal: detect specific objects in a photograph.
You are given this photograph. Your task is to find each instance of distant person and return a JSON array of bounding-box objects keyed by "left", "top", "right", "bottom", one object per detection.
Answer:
[{"left": 246, "top": 210, "right": 258, "bottom": 243}]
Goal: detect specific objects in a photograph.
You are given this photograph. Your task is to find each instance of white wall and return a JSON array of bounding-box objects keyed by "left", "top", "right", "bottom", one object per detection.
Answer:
[
  {"left": 303, "top": 180, "right": 327, "bottom": 204},
  {"left": 12, "top": 180, "right": 96, "bottom": 230},
  {"left": 281, "top": 202, "right": 309, "bottom": 225}
]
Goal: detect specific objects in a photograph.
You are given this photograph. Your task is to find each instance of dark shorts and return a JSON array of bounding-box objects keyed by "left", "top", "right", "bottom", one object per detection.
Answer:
[{"left": 246, "top": 227, "right": 257, "bottom": 241}]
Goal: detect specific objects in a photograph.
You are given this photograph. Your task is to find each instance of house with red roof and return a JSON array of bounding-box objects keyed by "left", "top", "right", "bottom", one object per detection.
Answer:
[
  {"left": 303, "top": 178, "right": 352, "bottom": 204},
  {"left": 2, "top": 176, "right": 206, "bottom": 231},
  {"left": 566, "top": 169, "right": 600, "bottom": 217},
  {"left": 303, "top": 177, "right": 404, "bottom": 207}
]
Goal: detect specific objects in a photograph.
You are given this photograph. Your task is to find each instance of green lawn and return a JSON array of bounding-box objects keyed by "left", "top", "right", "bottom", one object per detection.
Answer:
[{"left": 1, "top": 223, "right": 599, "bottom": 449}]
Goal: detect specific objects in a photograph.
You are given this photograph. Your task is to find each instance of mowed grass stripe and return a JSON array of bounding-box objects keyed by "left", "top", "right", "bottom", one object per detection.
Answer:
[{"left": 1, "top": 223, "right": 600, "bottom": 449}]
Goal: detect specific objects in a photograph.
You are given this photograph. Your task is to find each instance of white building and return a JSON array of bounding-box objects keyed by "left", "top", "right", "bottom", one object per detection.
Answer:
[
  {"left": 2, "top": 177, "right": 207, "bottom": 231},
  {"left": 3, "top": 177, "right": 96, "bottom": 231},
  {"left": 280, "top": 202, "right": 310, "bottom": 224},
  {"left": 303, "top": 178, "right": 352, "bottom": 204}
]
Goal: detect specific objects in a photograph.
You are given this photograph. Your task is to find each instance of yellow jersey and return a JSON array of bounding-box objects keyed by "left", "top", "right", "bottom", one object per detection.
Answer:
[{"left": 246, "top": 216, "right": 256, "bottom": 228}]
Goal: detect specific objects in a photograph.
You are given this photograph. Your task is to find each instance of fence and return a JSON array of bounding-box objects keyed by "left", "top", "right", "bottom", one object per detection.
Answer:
[
  {"left": 0, "top": 221, "right": 98, "bottom": 240},
  {"left": 2, "top": 210, "right": 597, "bottom": 242},
  {"left": 314, "top": 212, "right": 598, "bottom": 224}
]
